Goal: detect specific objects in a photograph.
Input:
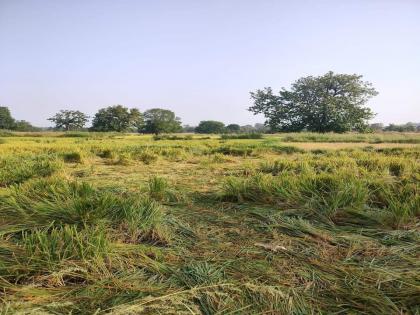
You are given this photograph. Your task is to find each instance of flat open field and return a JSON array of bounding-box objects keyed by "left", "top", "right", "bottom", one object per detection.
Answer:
[{"left": 0, "top": 132, "right": 419, "bottom": 314}]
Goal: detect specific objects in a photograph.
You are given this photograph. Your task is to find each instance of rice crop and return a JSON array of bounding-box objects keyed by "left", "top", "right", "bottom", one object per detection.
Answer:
[{"left": 0, "top": 132, "right": 419, "bottom": 314}]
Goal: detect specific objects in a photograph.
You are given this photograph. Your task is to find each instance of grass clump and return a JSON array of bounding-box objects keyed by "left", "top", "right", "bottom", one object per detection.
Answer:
[
  {"left": 220, "top": 133, "right": 263, "bottom": 140},
  {"left": 147, "top": 176, "right": 186, "bottom": 204},
  {"left": 273, "top": 145, "right": 305, "bottom": 154},
  {"left": 0, "top": 177, "right": 169, "bottom": 243},
  {"left": 98, "top": 148, "right": 115, "bottom": 159},
  {"left": 62, "top": 151, "right": 84, "bottom": 163},
  {"left": 0, "top": 154, "right": 62, "bottom": 187},
  {"left": 22, "top": 225, "right": 110, "bottom": 267},
  {"left": 214, "top": 145, "right": 254, "bottom": 156},
  {"left": 137, "top": 151, "right": 159, "bottom": 164}
]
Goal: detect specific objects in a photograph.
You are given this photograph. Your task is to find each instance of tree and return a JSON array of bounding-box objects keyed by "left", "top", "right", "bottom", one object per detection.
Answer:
[
  {"left": 48, "top": 110, "right": 89, "bottom": 131},
  {"left": 249, "top": 71, "right": 378, "bottom": 133},
  {"left": 226, "top": 124, "right": 241, "bottom": 133},
  {"left": 384, "top": 122, "right": 418, "bottom": 132},
  {"left": 240, "top": 125, "right": 256, "bottom": 133},
  {"left": 0, "top": 106, "right": 15, "bottom": 130},
  {"left": 182, "top": 124, "right": 196, "bottom": 133},
  {"left": 13, "top": 120, "right": 39, "bottom": 131},
  {"left": 195, "top": 120, "right": 225, "bottom": 134},
  {"left": 91, "top": 105, "right": 143, "bottom": 132},
  {"left": 142, "top": 108, "right": 182, "bottom": 135},
  {"left": 369, "top": 123, "right": 384, "bottom": 131},
  {"left": 254, "top": 123, "right": 270, "bottom": 133}
]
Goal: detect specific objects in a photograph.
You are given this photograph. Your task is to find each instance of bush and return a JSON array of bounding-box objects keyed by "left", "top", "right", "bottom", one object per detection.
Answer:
[{"left": 220, "top": 133, "right": 263, "bottom": 140}]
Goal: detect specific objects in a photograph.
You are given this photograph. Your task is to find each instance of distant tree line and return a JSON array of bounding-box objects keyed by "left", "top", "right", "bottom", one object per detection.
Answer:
[
  {"left": 192, "top": 121, "right": 269, "bottom": 134},
  {"left": 369, "top": 122, "right": 420, "bottom": 132},
  {"left": 0, "top": 72, "right": 417, "bottom": 134},
  {"left": 46, "top": 106, "right": 183, "bottom": 134},
  {"left": 0, "top": 104, "right": 418, "bottom": 134}
]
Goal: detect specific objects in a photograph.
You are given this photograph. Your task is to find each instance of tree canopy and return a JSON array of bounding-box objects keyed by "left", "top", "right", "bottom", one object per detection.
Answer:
[
  {"left": 0, "top": 106, "right": 15, "bottom": 130},
  {"left": 91, "top": 105, "right": 143, "bottom": 132},
  {"left": 226, "top": 124, "right": 241, "bottom": 133},
  {"left": 142, "top": 108, "right": 182, "bottom": 135},
  {"left": 249, "top": 71, "right": 378, "bottom": 133},
  {"left": 48, "top": 110, "right": 89, "bottom": 131},
  {"left": 195, "top": 120, "right": 225, "bottom": 134}
]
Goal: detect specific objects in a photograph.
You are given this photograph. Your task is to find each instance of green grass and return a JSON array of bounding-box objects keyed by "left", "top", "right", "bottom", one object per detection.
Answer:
[{"left": 0, "top": 132, "right": 419, "bottom": 314}]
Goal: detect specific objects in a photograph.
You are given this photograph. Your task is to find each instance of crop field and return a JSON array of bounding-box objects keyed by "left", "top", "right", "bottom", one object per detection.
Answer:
[{"left": 0, "top": 132, "right": 419, "bottom": 314}]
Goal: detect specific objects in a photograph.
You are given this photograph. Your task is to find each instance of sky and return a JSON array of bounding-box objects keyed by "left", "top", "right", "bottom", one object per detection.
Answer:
[{"left": 1, "top": 0, "right": 419, "bottom": 127}]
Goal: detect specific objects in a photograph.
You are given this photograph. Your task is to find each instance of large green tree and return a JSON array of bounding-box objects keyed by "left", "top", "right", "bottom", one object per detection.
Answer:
[
  {"left": 195, "top": 120, "right": 225, "bottom": 134},
  {"left": 142, "top": 108, "right": 182, "bottom": 135},
  {"left": 48, "top": 110, "right": 89, "bottom": 131},
  {"left": 0, "top": 106, "right": 15, "bottom": 130},
  {"left": 249, "top": 72, "right": 378, "bottom": 133},
  {"left": 91, "top": 105, "right": 143, "bottom": 132},
  {"left": 226, "top": 124, "right": 241, "bottom": 133}
]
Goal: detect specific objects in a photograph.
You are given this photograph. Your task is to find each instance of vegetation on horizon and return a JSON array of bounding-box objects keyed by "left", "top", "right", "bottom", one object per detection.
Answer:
[{"left": 1, "top": 71, "right": 420, "bottom": 134}]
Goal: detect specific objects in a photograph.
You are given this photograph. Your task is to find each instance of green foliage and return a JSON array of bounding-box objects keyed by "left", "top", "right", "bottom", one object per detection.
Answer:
[
  {"left": 0, "top": 154, "right": 62, "bottom": 187},
  {"left": 0, "top": 178, "right": 167, "bottom": 241},
  {"left": 249, "top": 71, "right": 378, "bottom": 132},
  {"left": 48, "top": 109, "right": 89, "bottom": 131},
  {"left": 22, "top": 225, "right": 109, "bottom": 267},
  {"left": 220, "top": 133, "right": 263, "bottom": 139},
  {"left": 12, "top": 120, "right": 39, "bottom": 131},
  {"left": 0, "top": 106, "right": 15, "bottom": 130},
  {"left": 91, "top": 105, "right": 143, "bottom": 132},
  {"left": 225, "top": 124, "right": 241, "bottom": 133},
  {"left": 214, "top": 145, "right": 254, "bottom": 156},
  {"left": 195, "top": 120, "right": 225, "bottom": 134},
  {"left": 153, "top": 134, "right": 193, "bottom": 140},
  {"left": 142, "top": 108, "right": 182, "bottom": 135},
  {"left": 175, "top": 261, "right": 225, "bottom": 288},
  {"left": 62, "top": 151, "right": 83, "bottom": 163},
  {"left": 148, "top": 176, "right": 185, "bottom": 203},
  {"left": 384, "top": 122, "right": 419, "bottom": 132}
]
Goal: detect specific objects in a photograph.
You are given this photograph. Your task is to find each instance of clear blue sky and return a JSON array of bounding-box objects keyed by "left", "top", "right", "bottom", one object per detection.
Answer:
[{"left": 1, "top": 0, "right": 419, "bottom": 127}]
